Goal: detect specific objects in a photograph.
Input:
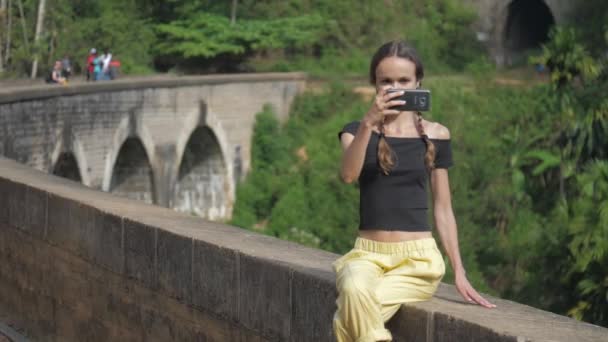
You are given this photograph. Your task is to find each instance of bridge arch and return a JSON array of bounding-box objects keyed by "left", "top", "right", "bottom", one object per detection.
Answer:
[
  {"left": 170, "top": 102, "right": 235, "bottom": 219},
  {"left": 109, "top": 137, "right": 156, "bottom": 204},
  {"left": 173, "top": 103, "right": 234, "bottom": 220},
  {"left": 52, "top": 153, "right": 82, "bottom": 183},
  {"left": 103, "top": 115, "right": 157, "bottom": 204},
  {"left": 102, "top": 115, "right": 157, "bottom": 193},
  {"left": 50, "top": 130, "right": 91, "bottom": 186},
  {"left": 173, "top": 126, "right": 229, "bottom": 219}
]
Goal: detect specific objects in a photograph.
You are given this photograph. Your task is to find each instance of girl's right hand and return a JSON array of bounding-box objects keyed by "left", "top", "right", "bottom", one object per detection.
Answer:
[{"left": 362, "top": 88, "right": 406, "bottom": 127}]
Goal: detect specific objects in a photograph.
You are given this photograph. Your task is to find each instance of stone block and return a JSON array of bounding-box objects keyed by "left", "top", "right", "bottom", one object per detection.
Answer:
[
  {"left": 290, "top": 269, "right": 336, "bottom": 342},
  {"left": 387, "top": 305, "right": 431, "bottom": 342},
  {"left": 68, "top": 200, "right": 97, "bottom": 256},
  {"left": 6, "top": 287, "right": 50, "bottom": 339},
  {"left": 47, "top": 194, "right": 72, "bottom": 246},
  {"left": 24, "top": 185, "right": 47, "bottom": 237},
  {"left": 433, "top": 312, "right": 517, "bottom": 342},
  {"left": 86, "top": 211, "right": 124, "bottom": 274},
  {"left": 139, "top": 304, "right": 240, "bottom": 342},
  {"left": 238, "top": 254, "right": 292, "bottom": 340},
  {"left": 0, "top": 178, "right": 10, "bottom": 225},
  {"left": 157, "top": 230, "right": 192, "bottom": 302},
  {"left": 55, "top": 303, "right": 111, "bottom": 342},
  {"left": 101, "top": 286, "right": 146, "bottom": 337},
  {"left": 192, "top": 240, "right": 238, "bottom": 320},
  {"left": 124, "top": 218, "right": 157, "bottom": 288},
  {"left": 239, "top": 329, "right": 270, "bottom": 342},
  {"left": 7, "top": 180, "right": 26, "bottom": 230},
  {"left": 47, "top": 194, "right": 93, "bottom": 257},
  {"left": 31, "top": 293, "right": 57, "bottom": 337},
  {"left": 139, "top": 305, "right": 179, "bottom": 341}
]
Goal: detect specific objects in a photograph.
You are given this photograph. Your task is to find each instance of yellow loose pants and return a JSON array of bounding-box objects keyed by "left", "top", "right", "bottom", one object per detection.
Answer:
[{"left": 332, "top": 237, "right": 445, "bottom": 342}]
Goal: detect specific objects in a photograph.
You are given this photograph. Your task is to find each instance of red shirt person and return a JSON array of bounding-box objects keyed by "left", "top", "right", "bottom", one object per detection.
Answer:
[{"left": 86, "top": 48, "right": 97, "bottom": 81}]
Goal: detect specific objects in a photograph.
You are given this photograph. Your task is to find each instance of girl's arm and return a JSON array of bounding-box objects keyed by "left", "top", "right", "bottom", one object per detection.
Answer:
[
  {"left": 339, "top": 122, "right": 374, "bottom": 183},
  {"left": 340, "top": 89, "right": 405, "bottom": 183},
  {"left": 430, "top": 128, "right": 495, "bottom": 308}
]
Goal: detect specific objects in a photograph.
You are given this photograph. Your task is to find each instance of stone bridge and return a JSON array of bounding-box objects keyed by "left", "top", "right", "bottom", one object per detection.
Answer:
[
  {"left": 0, "top": 73, "right": 306, "bottom": 221},
  {"left": 465, "top": 0, "right": 576, "bottom": 65}
]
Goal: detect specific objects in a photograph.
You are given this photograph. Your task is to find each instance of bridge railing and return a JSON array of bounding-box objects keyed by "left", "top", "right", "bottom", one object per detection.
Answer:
[
  {"left": 0, "top": 156, "right": 606, "bottom": 341},
  {"left": 0, "top": 72, "right": 308, "bottom": 103}
]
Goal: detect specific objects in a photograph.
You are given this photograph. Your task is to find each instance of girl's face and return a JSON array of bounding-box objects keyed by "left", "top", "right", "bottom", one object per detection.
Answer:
[{"left": 374, "top": 56, "right": 419, "bottom": 93}]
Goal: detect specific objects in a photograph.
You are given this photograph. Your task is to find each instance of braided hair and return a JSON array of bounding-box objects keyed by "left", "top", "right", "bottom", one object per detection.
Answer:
[{"left": 369, "top": 40, "right": 435, "bottom": 174}]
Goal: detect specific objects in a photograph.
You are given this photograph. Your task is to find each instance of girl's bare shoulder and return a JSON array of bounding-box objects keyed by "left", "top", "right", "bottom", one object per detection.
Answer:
[{"left": 422, "top": 119, "right": 450, "bottom": 140}]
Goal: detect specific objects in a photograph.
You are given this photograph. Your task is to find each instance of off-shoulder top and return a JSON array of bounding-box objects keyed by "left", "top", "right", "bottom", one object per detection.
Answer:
[{"left": 339, "top": 120, "right": 453, "bottom": 231}]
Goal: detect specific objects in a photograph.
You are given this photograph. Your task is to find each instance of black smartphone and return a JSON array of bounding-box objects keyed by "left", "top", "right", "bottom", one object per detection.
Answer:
[{"left": 386, "top": 88, "right": 431, "bottom": 112}]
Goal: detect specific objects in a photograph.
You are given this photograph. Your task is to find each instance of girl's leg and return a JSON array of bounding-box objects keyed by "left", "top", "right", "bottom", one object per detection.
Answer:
[
  {"left": 334, "top": 259, "right": 393, "bottom": 342},
  {"left": 376, "top": 247, "right": 445, "bottom": 323}
]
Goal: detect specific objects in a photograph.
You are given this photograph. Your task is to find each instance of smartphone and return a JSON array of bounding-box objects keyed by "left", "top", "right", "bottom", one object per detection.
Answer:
[{"left": 386, "top": 88, "right": 431, "bottom": 112}]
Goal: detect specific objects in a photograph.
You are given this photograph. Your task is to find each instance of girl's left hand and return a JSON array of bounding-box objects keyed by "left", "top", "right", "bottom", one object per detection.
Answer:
[{"left": 455, "top": 272, "right": 496, "bottom": 308}]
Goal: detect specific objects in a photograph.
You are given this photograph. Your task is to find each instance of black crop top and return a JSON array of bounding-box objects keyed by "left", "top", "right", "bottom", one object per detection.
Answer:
[{"left": 339, "top": 121, "right": 453, "bottom": 231}]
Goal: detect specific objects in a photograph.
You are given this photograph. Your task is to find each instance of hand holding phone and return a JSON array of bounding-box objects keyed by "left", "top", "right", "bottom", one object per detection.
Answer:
[{"left": 386, "top": 88, "right": 431, "bottom": 112}]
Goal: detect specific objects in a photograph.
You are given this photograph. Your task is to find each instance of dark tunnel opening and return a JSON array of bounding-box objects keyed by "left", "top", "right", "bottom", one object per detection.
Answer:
[
  {"left": 52, "top": 152, "right": 82, "bottom": 183},
  {"left": 505, "top": 0, "right": 555, "bottom": 54}
]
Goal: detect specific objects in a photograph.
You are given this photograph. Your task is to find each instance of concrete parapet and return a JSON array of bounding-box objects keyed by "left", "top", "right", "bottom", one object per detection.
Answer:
[{"left": 0, "top": 156, "right": 607, "bottom": 341}]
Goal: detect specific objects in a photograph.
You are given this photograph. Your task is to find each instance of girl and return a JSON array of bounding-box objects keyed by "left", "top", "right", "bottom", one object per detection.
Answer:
[{"left": 333, "top": 40, "right": 495, "bottom": 342}]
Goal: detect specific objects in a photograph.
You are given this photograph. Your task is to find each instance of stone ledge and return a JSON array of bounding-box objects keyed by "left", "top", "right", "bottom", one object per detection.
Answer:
[
  {"left": 1, "top": 156, "right": 607, "bottom": 342},
  {"left": 0, "top": 72, "right": 307, "bottom": 104},
  {"left": 0, "top": 320, "right": 29, "bottom": 342}
]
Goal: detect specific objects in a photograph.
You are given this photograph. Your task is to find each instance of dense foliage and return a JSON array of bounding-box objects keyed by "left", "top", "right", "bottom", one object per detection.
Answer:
[
  {"left": 155, "top": 13, "right": 326, "bottom": 72},
  {"left": 231, "top": 26, "right": 608, "bottom": 327},
  {"left": 0, "top": 0, "right": 481, "bottom": 77},
  {"left": 0, "top": 0, "right": 156, "bottom": 77}
]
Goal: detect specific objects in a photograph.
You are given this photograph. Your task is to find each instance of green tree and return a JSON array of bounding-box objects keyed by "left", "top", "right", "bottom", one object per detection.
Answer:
[
  {"left": 531, "top": 27, "right": 600, "bottom": 89},
  {"left": 564, "top": 161, "right": 608, "bottom": 325},
  {"left": 154, "top": 12, "right": 325, "bottom": 72}
]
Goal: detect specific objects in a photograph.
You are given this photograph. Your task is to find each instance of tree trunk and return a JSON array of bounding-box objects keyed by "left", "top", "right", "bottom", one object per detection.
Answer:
[
  {"left": 5, "top": 0, "right": 11, "bottom": 65},
  {"left": 0, "top": 0, "right": 6, "bottom": 72},
  {"left": 30, "top": 0, "right": 45, "bottom": 79},
  {"left": 17, "top": 0, "right": 28, "bottom": 52},
  {"left": 230, "top": 0, "right": 238, "bottom": 25}
]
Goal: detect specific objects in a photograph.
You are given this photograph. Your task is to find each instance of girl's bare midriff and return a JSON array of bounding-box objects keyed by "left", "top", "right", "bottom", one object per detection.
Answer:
[{"left": 359, "top": 230, "right": 432, "bottom": 242}]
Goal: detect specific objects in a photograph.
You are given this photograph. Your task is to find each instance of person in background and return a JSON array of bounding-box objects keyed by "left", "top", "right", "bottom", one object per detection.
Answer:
[
  {"left": 86, "top": 48, "right": 96, "bottom": 81},
  {"left": 108, "top": 56, "right": 121, "bottom": 80},
  {"left": 46, "top": 60, "right": 67, "bottom": 85},
  {"left": 61, "top": 55, "right": 72, "bottom": 80},
  {"left": 93, "top": 52, "right": 104, "bottom": 81},
  {"left": 101, "top": 49, "right": 112, "bottom": 80}
]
